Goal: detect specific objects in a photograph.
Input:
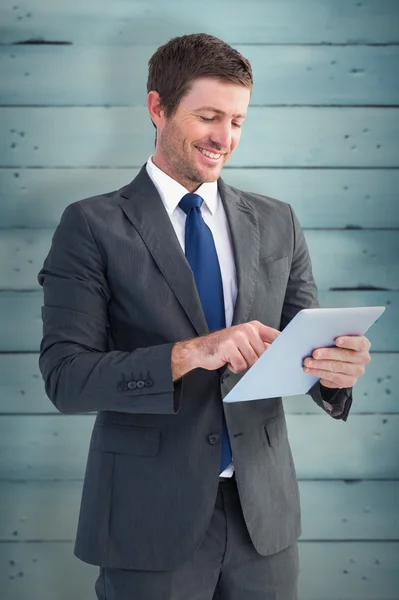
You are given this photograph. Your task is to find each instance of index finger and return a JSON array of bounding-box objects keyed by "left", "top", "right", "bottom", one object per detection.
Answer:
[{"left": 258, "top": 323, "right": 281, "bottom": 344}]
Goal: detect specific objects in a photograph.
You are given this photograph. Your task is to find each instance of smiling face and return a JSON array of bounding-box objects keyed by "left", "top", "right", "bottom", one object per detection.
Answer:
[{"left": 147, "top": 77, "right": 251, "bottom": 192}]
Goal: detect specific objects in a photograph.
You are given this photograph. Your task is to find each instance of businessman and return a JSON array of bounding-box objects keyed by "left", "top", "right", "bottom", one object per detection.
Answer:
[{"left": 37, "top": 33, "right": 371, "bottom": 599}]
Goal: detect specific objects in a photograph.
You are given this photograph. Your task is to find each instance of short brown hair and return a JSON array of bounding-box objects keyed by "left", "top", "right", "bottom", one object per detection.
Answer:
[{"left": 147, "top": 33, "right": 253, "bottom": 124}]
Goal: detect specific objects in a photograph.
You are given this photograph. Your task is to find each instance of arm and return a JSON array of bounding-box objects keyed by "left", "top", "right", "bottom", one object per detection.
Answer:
[
  {"left": 280, "top": 205, "right": 353, "bottom": 421},
  {"left": 38, "top": 202, "right": 183, "bottom": 415}
]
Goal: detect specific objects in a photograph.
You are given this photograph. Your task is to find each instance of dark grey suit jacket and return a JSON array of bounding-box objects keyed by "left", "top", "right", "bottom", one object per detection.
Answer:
[{"left": 37, "top": 164, "right": 352, "bottom": 571}]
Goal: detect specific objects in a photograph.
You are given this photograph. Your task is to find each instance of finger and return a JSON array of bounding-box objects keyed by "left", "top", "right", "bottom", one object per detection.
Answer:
[
  {"left": 239, "top": 338, "right": 263, "bottom": 369},
  {"left": 303, "top": 359, "right": 364, "bottom": 377},
  {"left": 258, "top": 323, "right": 281, "bottom": 344},
  {"left": 302, "top": 366, "right": 357, "bottom": 388},
  {"left": 227, "top": 343, "right": 270, "bottom": 372},
  {"left": 227, "top": 345, "right": 249, "bottom": 373},
  {"left": 311, "top": 346, "right": 369, "bottom": 364},
  {"left": 335, "top": 335, "right": 371, "bottom": 352},
  {"left": 246, "top": 325, "right": 271, "bottom": 358},
  {"left": 318, "top": 378, "right": 343, "bottom": 389}
]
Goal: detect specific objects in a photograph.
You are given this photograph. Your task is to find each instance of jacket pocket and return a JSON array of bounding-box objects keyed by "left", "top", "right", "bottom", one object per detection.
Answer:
[
  {"left": 259, "top": 255, "right": 289, "bottom": 280},
  {"left": 264, "top": 413, "right": 300, "bottom": 503},
  {"left": 264, "top": 411, "right": 286, "bottom": 447},
  {"left": 91, "top": 424, "right": 160, "bottom": 457}
]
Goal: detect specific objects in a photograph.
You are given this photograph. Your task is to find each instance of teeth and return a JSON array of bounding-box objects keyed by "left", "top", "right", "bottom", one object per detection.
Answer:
[{"left": 197, "top": 147, "right": 222, "bottom": 159}]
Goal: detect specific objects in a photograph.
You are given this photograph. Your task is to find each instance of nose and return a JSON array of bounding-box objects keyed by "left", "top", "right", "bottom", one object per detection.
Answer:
[{"left": 210, "top": 122, "right": 232, "bottom": 152}]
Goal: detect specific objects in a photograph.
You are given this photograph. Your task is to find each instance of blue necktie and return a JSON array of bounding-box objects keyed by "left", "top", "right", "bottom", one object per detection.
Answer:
[{"left": 179, "top": 193, "right": 232, "bottom": 473}]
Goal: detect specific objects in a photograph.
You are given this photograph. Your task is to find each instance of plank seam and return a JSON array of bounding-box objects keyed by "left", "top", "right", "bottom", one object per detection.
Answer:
[
  {"left": 1, "top": 411, "right": 398, "bottom": 417},
  {"left": 2, "top": 104, "right": 399, "bottom": 108},
  {"left": 2, "top": 166, "right": 398, "bottom": 170},
  {"left": 1, "top": 166, "right": 399, "bottom": 171},
  {"left": 1, "top": 477, "right": 398, "bottom": 483},
  {"left": 2, "top": 104, "right": 399, "bottom": 109},
  {"left": 3, "top": 42, "right": 399, "bottom": 47}
]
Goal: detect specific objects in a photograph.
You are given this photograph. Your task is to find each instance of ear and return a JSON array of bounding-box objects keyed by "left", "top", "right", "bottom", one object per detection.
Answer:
[{"left": 147, "top": 91, "right": 165, "bottom": 129}]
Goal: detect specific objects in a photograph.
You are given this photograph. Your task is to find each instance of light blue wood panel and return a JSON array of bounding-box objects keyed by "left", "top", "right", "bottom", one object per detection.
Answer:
[
  {"left": 1, "top": 480, "right": 398, "bottom": 541},
  {"left": 316, "top": 291, "right": 397, "bottom": 353},
  {"left": 0, "top": 291, "right": 43, "bottom": 352},
  {"left": 1, "top": 167, "right": 398, "bottom": 229},
  {"left": 0, "top": 291, "right": 396, "bottom": 352},
  {"left": 1, "top": 107, "right": 398, "bottom": 167},
  {"left": 287, "top": 414, "right": 399, "bottom": 479},
  {"left": 2, "top": 228, "right": 398, "bottom": 291},
  {"left": 306, "top": 231, "right": 399, "bottom": 291},
  {"left": 2, "top": 45, "right": 399, "bottom": 106},
  {"left": 0, "top": 415, "right": 94, "bottom": 481},
  {"left": 1, "top": 0, "right": 398, "bottom": 44},
  {"left": 0, "top": 414, "right": 398, "bottom": 480},
  {"left": 1, "top": 542, "right": 398, "bottom": 600},
  {"left": 298, "top": 542, "right": 399, "bottom": 600},
  {"left": 224, "top": 169, "right": 399, "bottom": 229},
  {"left": 300, "top": 481, "right": 399, "bottom": 541},
  {"left": 2, "top": 168, "right": 399, "bottom": 229},
  {"left": 1, "top": 542, "right": 98, "bottom": 600},
  {"left": 1, "top": 353, "right": 396, "bottom": 414}
]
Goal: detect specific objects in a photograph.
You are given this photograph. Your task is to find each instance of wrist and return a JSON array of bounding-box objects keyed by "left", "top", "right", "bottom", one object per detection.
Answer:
[{"left": 171, "top": 339, "right": 199, "bottom": 381}]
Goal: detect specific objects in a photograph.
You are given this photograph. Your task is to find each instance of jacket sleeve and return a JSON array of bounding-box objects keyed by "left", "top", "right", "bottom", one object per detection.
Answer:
[
  {"left": 279, "top": 204, "right": 353, "bottom": 421},
  {"left": 37, "top": 201, "right": 182, "bottom": 415}
]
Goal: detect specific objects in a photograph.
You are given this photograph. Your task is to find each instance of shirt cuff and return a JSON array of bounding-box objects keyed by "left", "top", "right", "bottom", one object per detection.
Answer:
[{"left": 320, "top": 384, "right": 353, "bottom": 420}]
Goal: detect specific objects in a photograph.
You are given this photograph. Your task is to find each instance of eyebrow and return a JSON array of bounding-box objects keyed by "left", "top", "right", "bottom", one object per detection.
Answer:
[{"left": 195, "top": 106, "right": 247, "bottom": 119}]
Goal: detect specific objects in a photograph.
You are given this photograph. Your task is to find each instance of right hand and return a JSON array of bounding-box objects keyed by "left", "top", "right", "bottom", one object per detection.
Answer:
[{"left": 193, "top": 320, "right": 280, "bottom": 374}]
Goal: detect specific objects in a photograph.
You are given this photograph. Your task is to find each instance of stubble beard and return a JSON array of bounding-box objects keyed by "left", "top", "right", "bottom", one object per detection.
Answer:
[{"left": 160, "top": 124, "right": 221, "bottom": 189}]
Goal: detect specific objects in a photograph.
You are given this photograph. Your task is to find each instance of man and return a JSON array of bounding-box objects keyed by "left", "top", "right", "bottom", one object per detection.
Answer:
[{"left": 37, "top": 33, "right": 371, "bottom": 599}]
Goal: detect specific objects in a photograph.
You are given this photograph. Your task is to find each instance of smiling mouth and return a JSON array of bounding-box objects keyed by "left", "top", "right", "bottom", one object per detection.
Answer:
[{"left": 195, "top": 146, "right": 224, "bottom": 160}]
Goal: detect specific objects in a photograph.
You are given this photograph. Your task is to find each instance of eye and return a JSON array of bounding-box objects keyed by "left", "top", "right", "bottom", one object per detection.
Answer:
[
  {"left": 200, "top": 116, "right": 214, "bottom": 122},
  {"left": 233, "top": 122, "right": 242, "bottom": 128}
]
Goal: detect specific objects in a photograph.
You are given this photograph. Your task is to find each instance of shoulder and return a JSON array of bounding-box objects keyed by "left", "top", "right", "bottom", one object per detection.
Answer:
[
  {"left": 72, "top": 183, "right": 129, "bottom": 215},
  {"left": 59, "top": 181, "right": 132, "bottom": 230},
  {"left": 220, "top": 179, "right": 294, "bottom": 224}
]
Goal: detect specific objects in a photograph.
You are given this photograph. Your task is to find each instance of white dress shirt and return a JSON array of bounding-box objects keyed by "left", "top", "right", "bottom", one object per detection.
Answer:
[{"left": 146, "top": 156, "right": 237, "bottom": 477}]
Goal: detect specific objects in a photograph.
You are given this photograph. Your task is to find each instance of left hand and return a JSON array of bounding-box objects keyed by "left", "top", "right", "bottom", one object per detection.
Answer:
[{"left": 302, "top": 335, "right": 371, "bottom": 389}]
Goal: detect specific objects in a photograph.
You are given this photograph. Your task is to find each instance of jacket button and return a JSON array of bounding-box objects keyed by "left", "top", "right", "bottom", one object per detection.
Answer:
[
  {"left": 136, "top": 380, "right": 145, "bottom": 389},
  {"left": 208, "top": 434, "right": 220, "bottom": 445},
  {"left": 127, "top": 381, "right": 137, "bottom": 390},
  {"left": 118, "top": 381, "right": 128, "bottom": 392},
  {"left": 145, "top": 379, "right": 153, "bottom": 387}
]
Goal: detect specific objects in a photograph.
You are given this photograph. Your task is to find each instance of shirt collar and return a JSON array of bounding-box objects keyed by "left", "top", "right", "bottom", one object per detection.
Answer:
[{"left": 145, "top": 155, "right": 219, "bottom": 215}]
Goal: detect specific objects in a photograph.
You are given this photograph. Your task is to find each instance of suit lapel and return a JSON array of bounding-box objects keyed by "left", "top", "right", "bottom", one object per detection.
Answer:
[
  {"left": 218, "top": 178, "right": 260, "bottom": 326},
  {"left": 117, "top": 165, "right": 260, "bottom": 336},
  {"left": 118, "top": 165, "right": 209, "bottom": 336}
]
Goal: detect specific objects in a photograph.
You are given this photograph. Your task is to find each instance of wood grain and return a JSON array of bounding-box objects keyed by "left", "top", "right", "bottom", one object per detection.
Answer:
[
  {"left": 1, "top": 45, "right": 399, "bottom": 106},
  {"left": 1, "top": 107, "right": 398, "bottom": 167},
  {"left": 1, "top": 168, "right": 398, "bottom": 229},
  {"left": 1, "top": 0, "right": 398, "bottom": 44}
]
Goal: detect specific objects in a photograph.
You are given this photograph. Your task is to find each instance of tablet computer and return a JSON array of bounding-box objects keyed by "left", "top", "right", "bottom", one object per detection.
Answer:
[{"left": 223, "top": 306, "right": 386, "bottom": 403}]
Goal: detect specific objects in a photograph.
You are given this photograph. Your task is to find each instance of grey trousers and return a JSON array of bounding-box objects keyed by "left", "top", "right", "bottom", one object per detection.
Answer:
[{"left": 95, "top": 477, "right": 299, "bottom": 600}]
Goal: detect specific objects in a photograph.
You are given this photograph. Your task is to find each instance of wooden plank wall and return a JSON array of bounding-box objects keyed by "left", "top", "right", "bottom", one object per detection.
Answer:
[{"left": 0, "top": 1, "right": 398, "bottom": 598}]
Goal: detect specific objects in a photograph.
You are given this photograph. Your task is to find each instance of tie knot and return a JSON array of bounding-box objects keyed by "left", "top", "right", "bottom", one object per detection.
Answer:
[{"left": 179, "top": 193, "right": 203, "bottom": 215}]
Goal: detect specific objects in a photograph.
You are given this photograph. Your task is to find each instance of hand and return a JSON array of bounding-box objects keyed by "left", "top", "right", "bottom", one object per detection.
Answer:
[
  {"left": 195, "top": 320, "right": 281, "bottom": 373},
  {"left": 302, "top": 335, "right": 371, "bottom": 389},
  {"left": 171, "top": 320, "right": 280, "bottom": 381}
]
